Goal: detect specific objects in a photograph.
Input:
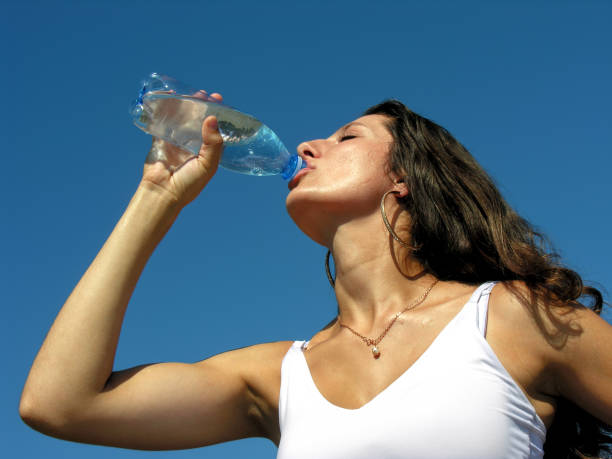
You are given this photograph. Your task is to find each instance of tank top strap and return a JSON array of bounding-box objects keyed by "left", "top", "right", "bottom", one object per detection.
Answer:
[{"left": 468, "top": 281, "right": 498, "bottom": 337}]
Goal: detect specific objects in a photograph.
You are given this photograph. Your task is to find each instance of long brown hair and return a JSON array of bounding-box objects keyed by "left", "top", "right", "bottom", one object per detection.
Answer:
[{"left": 364, "top": 100, "right": 611, "bottom": 458}]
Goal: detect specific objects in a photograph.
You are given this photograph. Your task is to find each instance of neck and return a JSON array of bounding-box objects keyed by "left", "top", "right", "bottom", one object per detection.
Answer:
[{"left": 329, "top": 213, "right": 436, "bottom": 335}]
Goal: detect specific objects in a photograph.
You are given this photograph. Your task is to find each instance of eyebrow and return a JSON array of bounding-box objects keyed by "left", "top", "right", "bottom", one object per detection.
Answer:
[
  {"left": 332, "top": 122, "right": 370, "bottom": 137},
  {"left": 327, "top": 121, "right": 372, "bottom": 140},
  {"left": 342, "top": 122, "right": 369, "bottom": 130}
]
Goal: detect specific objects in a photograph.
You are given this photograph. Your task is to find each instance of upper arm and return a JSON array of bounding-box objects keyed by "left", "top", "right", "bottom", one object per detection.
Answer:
[
  {"left": 553, "top": 308, "right": 612, "bottom": 425},
  {"left": 34, "top": 341, "right": 292, "bottom": 450}
]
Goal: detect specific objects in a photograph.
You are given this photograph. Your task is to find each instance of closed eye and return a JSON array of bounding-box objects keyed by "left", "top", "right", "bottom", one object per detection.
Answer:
[{"left": 339, "top": 135, "right": 356, "bottom": 142}]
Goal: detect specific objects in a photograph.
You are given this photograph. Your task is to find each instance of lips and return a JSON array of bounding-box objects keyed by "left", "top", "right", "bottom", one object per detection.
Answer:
[{"left": 288, "top": 166, "right": 312, "bottom": 190}]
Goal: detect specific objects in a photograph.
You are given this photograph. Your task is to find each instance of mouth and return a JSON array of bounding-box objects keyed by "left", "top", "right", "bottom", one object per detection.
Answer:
[{"left": 288, "top": 167, "right": 312, "bottom": 190}]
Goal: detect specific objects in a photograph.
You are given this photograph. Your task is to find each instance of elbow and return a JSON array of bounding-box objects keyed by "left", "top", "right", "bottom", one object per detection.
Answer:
[
  {"left": 19, "top": 392, "right": 45, "bottom": 430},
  {"left": 19, "top": 391, "right": 51, "bottom": 432},
  {"left": 19, "top": 390, "right": 70, "bottom": 436}
]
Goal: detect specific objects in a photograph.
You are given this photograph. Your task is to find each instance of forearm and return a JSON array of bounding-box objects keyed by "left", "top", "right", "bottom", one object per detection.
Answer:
[{"left": 21, "top": 182, "right": 181, "bottom": 418}]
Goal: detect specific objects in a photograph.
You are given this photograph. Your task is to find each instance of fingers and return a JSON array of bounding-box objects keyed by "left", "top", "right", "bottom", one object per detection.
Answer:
[
  {"left": 198, "top": 116, "right": 224, "bottom": 166},
  {"left": 202, "top": 116, "right": 223, "bottom": 145},
  {"left": 193, "top": 90, "right": 223, "bottom": 104}
]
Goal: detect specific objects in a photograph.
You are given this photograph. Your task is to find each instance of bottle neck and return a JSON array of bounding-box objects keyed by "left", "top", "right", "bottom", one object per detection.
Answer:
[{"left": 282, "top": 154, "right": 306, "bottom": 180}]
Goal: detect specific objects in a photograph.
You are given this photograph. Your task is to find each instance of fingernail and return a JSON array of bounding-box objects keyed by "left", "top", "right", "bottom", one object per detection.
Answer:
[{"left": 209, "top": 118, "right": 218, "bottom": 131}]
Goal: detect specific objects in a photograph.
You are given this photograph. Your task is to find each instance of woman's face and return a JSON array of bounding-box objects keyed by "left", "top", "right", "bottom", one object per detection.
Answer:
[{"left": 286, "top": 114, "right": 398, "bottom": 245}]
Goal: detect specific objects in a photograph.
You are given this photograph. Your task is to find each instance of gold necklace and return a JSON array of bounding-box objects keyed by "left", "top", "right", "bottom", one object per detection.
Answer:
[{"left": 338, "top": 279, "right": 439, "bottom": 359}]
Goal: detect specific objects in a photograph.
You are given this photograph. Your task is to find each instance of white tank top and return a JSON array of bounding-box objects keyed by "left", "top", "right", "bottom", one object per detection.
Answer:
[{"left": 277, "top": 282, "right": 546, "bottom": 458}]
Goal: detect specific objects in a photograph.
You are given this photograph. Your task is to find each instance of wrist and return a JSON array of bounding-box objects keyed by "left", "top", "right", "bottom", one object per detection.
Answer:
[
  {"left": 119, "top": 182, "right": 183, "bottom": 242},
  {"left": 136, "top": 180, "right": 184, "bottom": 212}
]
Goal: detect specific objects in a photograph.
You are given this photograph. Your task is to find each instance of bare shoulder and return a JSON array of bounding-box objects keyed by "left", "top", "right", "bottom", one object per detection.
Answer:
[
  {"left": 486, "top": 282, "right": 559, "bottom": 392},
  {"left": 488, "top": 280, "right": 609, "bottom": 352},
  {"left": 488, "top": 280, "right": 612, "bottom": 425},
  {"left": 487, "top": 281, "right": 553, "bottom": 345},
  {"left": 197, "top": 340, "right": 294, "bottom": 442},
  {"left": 202, "top": 340, "right": 294, "bottom": 368},
  {"left": 200, "top": 340, "right": 294, "bottom": 396}
]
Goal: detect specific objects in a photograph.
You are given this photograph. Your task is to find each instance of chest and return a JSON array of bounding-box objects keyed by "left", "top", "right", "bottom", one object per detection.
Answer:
[
  {"left": 305, "top": 311, "right": 459, "bottom": 409},
  {"left": 279, "top": 330, "right": 547, "bottom": 459},
  {"left": 302, "top": 301, "right": 551, "bottom": 424}
]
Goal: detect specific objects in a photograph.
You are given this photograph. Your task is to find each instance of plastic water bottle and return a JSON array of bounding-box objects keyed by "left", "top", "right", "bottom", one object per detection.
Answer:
[{"left": 129, "top": 73, "right": 305, "bottom": 180}]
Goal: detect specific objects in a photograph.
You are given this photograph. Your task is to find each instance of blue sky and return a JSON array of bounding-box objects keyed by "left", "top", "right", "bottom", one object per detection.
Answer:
[{"left": 2, "top": 1, "right": 611, "bottom": 458}]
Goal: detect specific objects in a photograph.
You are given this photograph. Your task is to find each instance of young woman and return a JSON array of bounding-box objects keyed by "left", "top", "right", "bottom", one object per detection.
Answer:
[{"left": 20, "top": 97, "right": 612, "bottom": 458}]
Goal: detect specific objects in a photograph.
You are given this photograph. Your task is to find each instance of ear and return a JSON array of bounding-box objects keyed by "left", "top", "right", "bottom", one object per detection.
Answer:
[{"left": 392, "top": 178, "right": 409, "bottom": 198}]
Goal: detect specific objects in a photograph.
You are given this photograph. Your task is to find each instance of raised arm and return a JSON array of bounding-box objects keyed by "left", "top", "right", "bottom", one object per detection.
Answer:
[{"left": 20, "top": 114, "right": 287, "bottom": 448}]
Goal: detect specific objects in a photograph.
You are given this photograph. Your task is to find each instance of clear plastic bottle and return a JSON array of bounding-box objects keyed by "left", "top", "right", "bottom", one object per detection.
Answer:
[{"left": 130, "top": 73, "right": 305, "bottom": 180}]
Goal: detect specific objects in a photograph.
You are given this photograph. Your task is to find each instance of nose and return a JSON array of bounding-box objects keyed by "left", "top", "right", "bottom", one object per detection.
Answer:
[{"left": 297, "top": 139, "right": 324, "bottom": 162}]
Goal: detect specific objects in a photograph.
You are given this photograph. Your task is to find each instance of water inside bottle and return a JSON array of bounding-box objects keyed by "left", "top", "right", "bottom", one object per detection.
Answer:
[{"left": 136, "top": 93, "right": 291, "bottom": 176}]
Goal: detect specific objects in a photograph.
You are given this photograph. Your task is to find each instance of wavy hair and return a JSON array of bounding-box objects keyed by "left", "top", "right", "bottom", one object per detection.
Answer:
[{"left": 363, "top": 100, "right": 611, "bottom": 458}]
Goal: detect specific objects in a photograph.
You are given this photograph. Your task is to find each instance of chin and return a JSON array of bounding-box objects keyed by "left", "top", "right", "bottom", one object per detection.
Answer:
[
  {"left": 288, "top": 187, "right": 382, "bottom": 244},
  {"left": 285, "top": 192, "right": 333, "bottom": 247}
]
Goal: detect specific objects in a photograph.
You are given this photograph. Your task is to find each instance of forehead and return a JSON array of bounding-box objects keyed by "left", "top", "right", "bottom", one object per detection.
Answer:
[{"left": 332, "top": 114, "right": 393, "bottom": 140}]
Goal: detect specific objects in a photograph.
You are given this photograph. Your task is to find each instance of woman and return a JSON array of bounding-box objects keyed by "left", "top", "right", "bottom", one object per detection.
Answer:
[{"left": 20, "top": 98, "right": 612, "bottom": 458}]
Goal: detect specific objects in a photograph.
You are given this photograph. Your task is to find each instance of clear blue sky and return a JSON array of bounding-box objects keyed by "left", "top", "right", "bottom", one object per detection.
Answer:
[{"left": 2, "top": 1, "right": 611, "bottom": 458}]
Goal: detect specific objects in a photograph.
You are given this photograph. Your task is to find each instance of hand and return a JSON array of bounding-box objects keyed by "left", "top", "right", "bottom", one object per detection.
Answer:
[{"left": 141, "top": 92, "right": 224, "bottom": 208}]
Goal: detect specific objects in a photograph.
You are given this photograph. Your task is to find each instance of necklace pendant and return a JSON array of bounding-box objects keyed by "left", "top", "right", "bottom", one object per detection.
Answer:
[{"left": 371, "top": 346, "right": 381, "bottom": 359}]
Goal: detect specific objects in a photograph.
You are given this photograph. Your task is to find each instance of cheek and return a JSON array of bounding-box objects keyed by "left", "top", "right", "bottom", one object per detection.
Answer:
[
  {"left": 286, "top": 164, "right": 389, "bottom": 221},
  {"left": 285, "top": 152, "right": 392, "bottom": 245},
  {"left": 331, "top": 144, "right": 390, "bottom": 184},
  {"left": 340, "top": 149, "right": 392, "bottom": 193},
  {"left": 285, "top": 145, "right": 392, "bottom": 213}
]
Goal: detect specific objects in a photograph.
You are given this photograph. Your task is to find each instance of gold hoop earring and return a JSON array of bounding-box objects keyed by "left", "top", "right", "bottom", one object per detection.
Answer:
[
  {"left": 325, "top": 249, "right": 335, "bottom": 288},
  {"left": 380, "top": 190, "right": 414, "bottom": 249}
]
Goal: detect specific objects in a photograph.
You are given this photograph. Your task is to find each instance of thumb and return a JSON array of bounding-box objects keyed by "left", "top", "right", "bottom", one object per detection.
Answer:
[{"left": 198, "top": 116, "right": 224, "bottom": 169}]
